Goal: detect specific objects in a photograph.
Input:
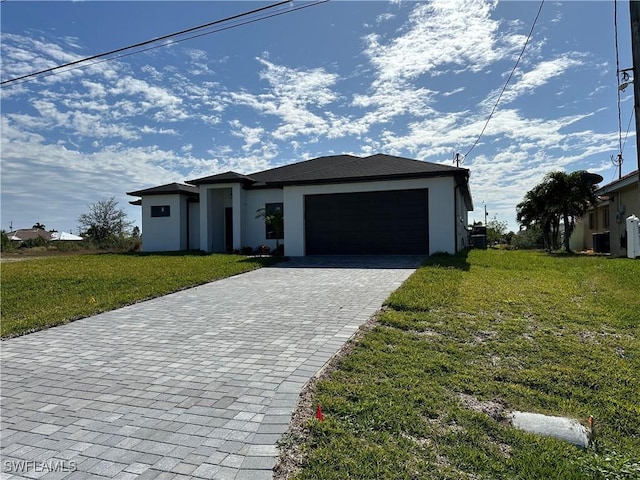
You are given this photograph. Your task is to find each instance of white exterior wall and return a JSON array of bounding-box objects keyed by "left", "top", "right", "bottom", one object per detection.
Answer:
[
  {"left": 282, "top": 177, "right": 457, "bottom": 256},
  {"left": 242, "top": 189, "right": 284, "bottom": 251},
  {"left": 141, "top": 194, "right": 184, "bottom": 252}
]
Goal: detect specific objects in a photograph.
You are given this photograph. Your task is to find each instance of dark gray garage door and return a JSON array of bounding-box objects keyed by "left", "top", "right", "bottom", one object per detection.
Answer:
[{"left": 305, "top": 189, "right": 428, "bottom": 255}]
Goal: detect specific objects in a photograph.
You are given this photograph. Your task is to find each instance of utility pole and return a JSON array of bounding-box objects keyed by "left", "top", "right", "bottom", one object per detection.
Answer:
[{"left": 630, "top": 0, "right": 640, "bottom": 188}]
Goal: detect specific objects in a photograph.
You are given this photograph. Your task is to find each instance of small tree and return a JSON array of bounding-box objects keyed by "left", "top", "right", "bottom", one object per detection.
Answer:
[
  {"left": 505, "top": 231, "right": 516, "bottom": 245},
  {"left": 255, "top": 205, "right": 284, "bottom": 251},
  {"left": 78, "top": 197, "right": 133, "bottom": 247},
  {"left": 486, "top": 217, "right": 508, "bottom": 244},
  {"left": 32, "top": 222, "right": 46, "bottom": 230}
]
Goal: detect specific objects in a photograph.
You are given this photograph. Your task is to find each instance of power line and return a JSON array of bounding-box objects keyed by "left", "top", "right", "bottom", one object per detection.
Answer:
[
  {"left": 462, "top": 0, "right": 545, "bottom": 159},
  {"left": 614, "top": 0, "right": 624, "bottom": 156},
  {"left": 612, "top": 108, "right": 635, "bottom": 183},
  {"left": 3, "top": 0, "right": 328, "bottom": 88},
  {"left": 622, "top": 108, "right": 635, "bottom": 152},
  {"left": 1, "top": 0, "right": 326, "bottom": 87}
]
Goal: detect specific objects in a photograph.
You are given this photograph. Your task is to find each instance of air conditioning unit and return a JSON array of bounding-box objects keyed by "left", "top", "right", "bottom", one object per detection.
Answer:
[{"left": 626, "top": 215, "right": 640, "bottom": 259}]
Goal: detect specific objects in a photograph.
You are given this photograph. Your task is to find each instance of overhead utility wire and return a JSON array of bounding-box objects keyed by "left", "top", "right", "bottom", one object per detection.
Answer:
[
  {"left": 614, "top": 0, "right": 624, "bottom": 156},
  {"left": 3, "top": 0, "right": 328, "bottom": 87},
  {"left": 463, "top": 0, "right": 545, "bottom": 159},
  {"left": 623, "top": 109, "right": 634, "bottom": 152},
  {"left": 1, "top": 0, "right": 295, "bottom": 86}
]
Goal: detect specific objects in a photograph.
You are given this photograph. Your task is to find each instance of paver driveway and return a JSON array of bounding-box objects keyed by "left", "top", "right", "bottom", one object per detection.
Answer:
[{"left": 1, "top": 256, "right": 423, "bottom": 480}]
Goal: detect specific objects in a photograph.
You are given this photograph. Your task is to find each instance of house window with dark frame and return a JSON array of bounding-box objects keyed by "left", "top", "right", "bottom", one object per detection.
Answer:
[
  {"left": 588, "top": 212, "right": 596, "bottom": 230},
  {"left": 151, "top": 205, "right": 171, "bottom": 217},
  {"left": 602, "top": 208, "right": 609, "bottom": 229},
  {"left": 264, "top": 203, "right": 284, "bottom": 240}
]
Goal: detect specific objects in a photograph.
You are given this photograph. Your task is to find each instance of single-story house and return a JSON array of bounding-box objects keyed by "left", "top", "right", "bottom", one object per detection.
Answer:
[
  {"left": 127, "top": 153, "right": 473, "bottom": 256},
  {"left": 570, "top": 169, "right": 639, "bottom": 256},
  {"left": 7, "top": 229, "right": 54, "bottom": 242},
  {"left": 50, "top": 231, "right": 84, "bottom": 241},
  {"left": 6, "top": 229, "right": 84, "bottom": 242},
  {"left": 7, "top": 228, "right": 52, "bottom": 242}
]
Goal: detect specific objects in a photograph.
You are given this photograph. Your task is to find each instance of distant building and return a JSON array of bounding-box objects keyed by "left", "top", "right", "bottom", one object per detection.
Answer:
[
  {"left": 6, "top": 229, "right": 83, "bottom": 242},
  {"left": 6, "top": 229, "right": 54, "bottom": 242}
]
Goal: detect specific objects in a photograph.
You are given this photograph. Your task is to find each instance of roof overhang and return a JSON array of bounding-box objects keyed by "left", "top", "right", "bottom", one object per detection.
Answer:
[
  {"left": 127, "top": 182, "right": 199, "bottom": 199},
  {"left": 595, "top": 170, "right": 639, "bottom": 195}
]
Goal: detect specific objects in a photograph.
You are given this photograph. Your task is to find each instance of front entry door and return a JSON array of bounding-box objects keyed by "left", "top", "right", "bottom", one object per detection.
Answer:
[{"left": 225, "top": 207, "right": 233, "bottom": 252}]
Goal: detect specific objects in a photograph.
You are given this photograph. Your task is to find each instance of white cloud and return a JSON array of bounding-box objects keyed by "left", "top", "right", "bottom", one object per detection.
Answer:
[
  {"left": 481, "top": 54, "right": 585, "bottom": 108},
  {"left": 229, "top": 120, "right": 264, "bottom": 152},
  {"left": 363, "top": 0, "right": 512, "bottom": 83},
  {"left": 228, "top": 57, "right": 341, "bottom": 141}
]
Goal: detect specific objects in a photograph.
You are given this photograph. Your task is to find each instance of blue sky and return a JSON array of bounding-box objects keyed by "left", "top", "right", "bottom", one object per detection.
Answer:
[{"left": 1, "top": 0, "right": 638, "bottom": 234}]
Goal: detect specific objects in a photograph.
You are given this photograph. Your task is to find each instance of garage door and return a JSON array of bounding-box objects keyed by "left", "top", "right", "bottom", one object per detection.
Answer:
[{"left": 305, "top": 189, "right": 428, "bottom": 255}]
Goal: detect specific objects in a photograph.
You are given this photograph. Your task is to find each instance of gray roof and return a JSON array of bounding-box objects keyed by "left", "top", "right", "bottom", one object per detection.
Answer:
[
  {"left": 7, "top": 229, "right": 54, "bottom": 241},
  {"left": 187, "top": 171, "right": 257, "bottom": 186},
  {"left": 135, "top": 154, "right": 473, "bottom": 210},
  {"left": 189, "top": 154, "right": 468, "bottom": 186},
  {"left": 127, "top": 182, "right": 199, "bottom": 197}
]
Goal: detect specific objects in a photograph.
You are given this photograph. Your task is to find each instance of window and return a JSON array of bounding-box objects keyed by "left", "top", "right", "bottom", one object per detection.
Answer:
[
  {"left": 151, "top": 205, "right": 170, "bottom": 217},
  {"left": 264, "top": 203, "right": 284, "bottom": 239},
  {"left": 602, "top": 208, "right": 609, "bottom": 229},
  {"left": 588, "top": 212, "right": 596, "bottom": 230}
]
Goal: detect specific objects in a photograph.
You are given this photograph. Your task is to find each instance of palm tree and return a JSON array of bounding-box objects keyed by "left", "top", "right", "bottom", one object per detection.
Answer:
[
  {"left": 517, "top": 170, "right": 598, "bottom": 252},
  {"left": 517, "top": 183, "right": 560, "bottom": 250},
  {"left": 548, "top": 171, "right": 598, "bottom": 252}
]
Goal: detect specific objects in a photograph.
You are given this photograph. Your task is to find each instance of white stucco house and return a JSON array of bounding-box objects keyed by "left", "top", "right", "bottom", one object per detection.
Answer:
[{"left": 127, "top": 154, "right": 473, "bottom": 256}]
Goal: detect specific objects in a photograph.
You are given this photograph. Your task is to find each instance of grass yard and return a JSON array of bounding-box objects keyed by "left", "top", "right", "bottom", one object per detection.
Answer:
[
  {"left": 289, "top": 250, "right": 640, "bottom": 480},
  {"left": 1, "top": 252, "right": 277, "bottom": 338}
]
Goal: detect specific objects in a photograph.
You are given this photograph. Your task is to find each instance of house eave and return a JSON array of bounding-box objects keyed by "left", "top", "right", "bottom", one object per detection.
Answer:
[
  {"left": 595, "top": 170, "right": 639, "bottom": 195},
  {"left": 250, "top": 170, "right": 468, "bottom": 187}
]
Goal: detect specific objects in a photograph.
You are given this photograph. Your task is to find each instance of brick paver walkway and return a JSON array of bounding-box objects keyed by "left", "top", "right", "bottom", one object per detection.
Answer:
[{"left": 1, "top": 256, "right": 422, "bottom": 479}]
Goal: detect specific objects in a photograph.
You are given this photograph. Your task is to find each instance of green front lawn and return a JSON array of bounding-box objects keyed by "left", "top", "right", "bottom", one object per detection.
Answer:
[
  {"left": 1, "top": 252, "right": 277, "bottom": 338},
  {"left": 292, "top": 250, "right": 640, "bottom": 479}
]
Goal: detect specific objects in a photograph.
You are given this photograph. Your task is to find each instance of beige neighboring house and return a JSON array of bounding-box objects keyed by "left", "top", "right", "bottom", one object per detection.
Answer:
[{"left": 571, "top": 170, "right": 639, "bottom": 256}]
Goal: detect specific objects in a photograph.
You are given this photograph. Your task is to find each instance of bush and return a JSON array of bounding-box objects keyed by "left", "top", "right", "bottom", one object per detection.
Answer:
[
  {"left": 81, "top": 234, "right": 141, "bottom": 252},
  {"left": 20, "top": 236, "right": 48, "bottom": 249},
  {"left": 1, "top": 232, "right": 17, "bottom": 252},
  {"left": 512, "top": 226, "right": 544, "bottom": 249}
]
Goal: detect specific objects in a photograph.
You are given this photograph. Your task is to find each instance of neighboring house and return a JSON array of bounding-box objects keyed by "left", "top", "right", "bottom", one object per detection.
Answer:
[
  {"left": 127, "top": 154, "right": 473, "bottom": 256},
  {"left": 50, "top": 232, "right": 84, "bottom": 241},
  {"left": 572, "top": 169, "right": 639, "bottom": 256},
  {"left": 7, "top": 229, "right": 55, "bottom": 242},
  {"left": 6, "top": 229, "right": 84, "bottom": 242}
]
